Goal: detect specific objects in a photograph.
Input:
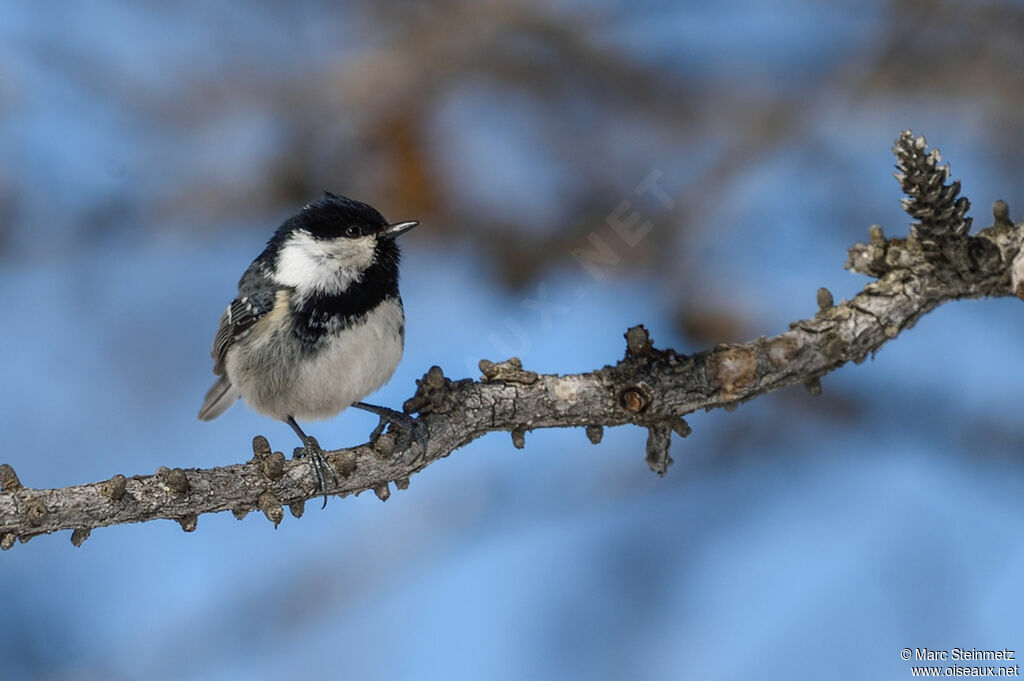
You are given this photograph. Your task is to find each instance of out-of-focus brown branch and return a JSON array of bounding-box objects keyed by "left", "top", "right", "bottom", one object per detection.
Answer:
[{"left": 1, "top": 131, "right": 1021, "bottom": 548}]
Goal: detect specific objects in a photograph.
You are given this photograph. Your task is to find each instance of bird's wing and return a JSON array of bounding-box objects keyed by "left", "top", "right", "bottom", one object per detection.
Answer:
[{"left": 210, "top": 264, "right": 283, "bottom": 375}]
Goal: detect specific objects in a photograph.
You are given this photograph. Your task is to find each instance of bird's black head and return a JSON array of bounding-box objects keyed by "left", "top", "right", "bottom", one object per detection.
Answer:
[
  {"left": 281, "top": 191, "right": 418, "bottom": 243},
  {"left": 299, "top": 192, "right": 389, "bottom": 240},
  {"left": 264, "top": 192, "right": 418, "bottom": 295}
]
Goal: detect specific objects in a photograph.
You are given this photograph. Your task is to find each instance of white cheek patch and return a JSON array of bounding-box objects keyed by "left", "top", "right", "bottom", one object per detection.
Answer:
[
  {"left": 325, "top": 235, "right": 376, "bottom": 271},
  {"left": 274, "top": 231, "right": 375, "bottom": 293}
]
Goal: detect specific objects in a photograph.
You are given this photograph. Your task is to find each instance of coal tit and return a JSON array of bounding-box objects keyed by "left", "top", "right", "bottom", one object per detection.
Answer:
[{"left": 199, "top": 192, "right": 419, "bottom": 500}]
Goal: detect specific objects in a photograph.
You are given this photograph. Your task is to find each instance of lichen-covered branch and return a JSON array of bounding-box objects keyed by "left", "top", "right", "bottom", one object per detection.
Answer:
[{"left": 2, "top": 130, "right": 1023, "bottom": 549}]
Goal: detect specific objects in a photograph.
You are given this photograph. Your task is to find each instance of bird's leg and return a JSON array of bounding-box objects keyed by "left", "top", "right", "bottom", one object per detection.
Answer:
[
  {"left": 351, "top": 402, "right": 426, "bottom": 454},
  {"left": 286, "top": 417, "right": 338, "bottom": 509}
]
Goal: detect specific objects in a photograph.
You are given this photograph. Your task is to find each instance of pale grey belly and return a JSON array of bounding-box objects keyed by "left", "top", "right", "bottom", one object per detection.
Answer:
[{"left": 226, "top": 298, "right": 405, "bottom": 421}]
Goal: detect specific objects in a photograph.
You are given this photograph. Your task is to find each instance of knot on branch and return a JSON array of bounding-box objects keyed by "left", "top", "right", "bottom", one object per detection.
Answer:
[
  {"left": 816, "top": 287, "right": 834, "bottom": 314},
  {"left": 708, "top": 345, "right": 760, "bottom": 397},
  {"left": 846, "top": 225, "right": 901, "bottom": 277},
  {"left": 0, "top": 464, "right": 22, "bottom": 493},
  {"left": 479, "top": 357, "right": 538, "bottom": 384},
  {"left": 404, "top": 365, "right": 462, "bottom": 415},
  {"left": 625, "top": 325, "right": 654, "bottom": 356},
  {"left": 70, "top": 527, "right": 91, "bottom": 547},
  {"left": 615, "top": 376, "right": 691, "bottom": 476},
  {"left": 645, "top": 423, "right": 673, "bottom": 476},
  {"left": 251, "top": 436, "right": 285, "bottom": 481},
  {"left": 607, "top": 326, "right": 697, "bottom": 476},
  {"left": 623, "top": 325, "right": 685, "bottom": 364},
  {"left": 177, "top": 514, "right": 198, "bottom": 533},
  {"left": 641, "top": 417, "right": 691, "bottom": 477},
  {"left": 372, "top": 431, "right": 398, "bottom": 458},
  {"left": 258, "top": 490, "right": 284, "bottom": 528},
  {"left": 618, "top": 384, "right": 651, "bottom": 414},
  {"left": 100, "top": 474, "right": 127, "bottom": 501},
  {"left": 158, "top": 467, "right": 191, "bottom": 495},
  {"left": 23, "top": 497, "right": 48, "bottom": 527}
]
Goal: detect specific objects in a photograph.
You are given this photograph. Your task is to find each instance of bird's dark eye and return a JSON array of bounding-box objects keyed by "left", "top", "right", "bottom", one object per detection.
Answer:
[{"left": 344, "top": 225, "right": 361, "bottom": 238}]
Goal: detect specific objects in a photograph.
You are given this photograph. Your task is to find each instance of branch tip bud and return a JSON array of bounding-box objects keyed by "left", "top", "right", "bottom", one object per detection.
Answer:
[
  {"left": 645, "top": 423, "right": 673, "bottom": 476},
  {"left": 177, "top": 514, "right": 198, "bottom": 533},
  {"left": 816, "top": 287, "right": 834, "bottom": 312},
  {"left": 100, "top": 474, "right": 127, "bottom": 501},
  {"left": 70, "top": 528, "right": 91, "bottom": 547},
  {"left": 258, "top": 491, "right": 283, "bottom": 528},
  {"left": 0, "top": 464, "right": 22, "bottom": 492}
]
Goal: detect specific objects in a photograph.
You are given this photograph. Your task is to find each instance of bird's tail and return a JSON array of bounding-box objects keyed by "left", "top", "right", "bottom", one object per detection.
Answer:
[{"left": 198, "top": 375, "right": 240, "bottom": 421}]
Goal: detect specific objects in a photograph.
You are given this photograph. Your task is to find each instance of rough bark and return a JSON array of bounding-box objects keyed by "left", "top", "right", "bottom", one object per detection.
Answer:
[{"left": 3, "top": 131, "right": 1023, "bottom": 549}]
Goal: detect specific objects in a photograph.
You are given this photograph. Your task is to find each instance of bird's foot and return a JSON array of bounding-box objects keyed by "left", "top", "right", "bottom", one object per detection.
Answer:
[
  {"left": 356, "top": 403, "right": 427, "bottom": 456},
  {"left": 293, "top": 436, "right": 339, "bottom": 509}
]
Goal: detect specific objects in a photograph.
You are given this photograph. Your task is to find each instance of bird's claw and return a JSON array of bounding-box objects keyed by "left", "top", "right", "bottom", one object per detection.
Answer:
[
  {"left": 367, "top": 408, "right": 427, "bottom": 457},
  {"left": 294, "top": 436, "right": 339, "bottom": 509}
]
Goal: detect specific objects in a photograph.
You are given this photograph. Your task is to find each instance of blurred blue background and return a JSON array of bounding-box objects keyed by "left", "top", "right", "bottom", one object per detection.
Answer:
[{"left": 3, "top": 1, "right": 1024, "bottom": 679}]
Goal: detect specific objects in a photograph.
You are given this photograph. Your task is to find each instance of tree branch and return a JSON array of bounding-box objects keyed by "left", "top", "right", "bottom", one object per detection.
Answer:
[{"left": 3, "top": 131, "right": 1023, "bottom": 549}]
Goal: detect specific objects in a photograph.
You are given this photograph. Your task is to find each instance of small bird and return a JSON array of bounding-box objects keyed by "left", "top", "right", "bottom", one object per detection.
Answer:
[{"left": 199, "top": 192, "right": 420, "bottom": 501}]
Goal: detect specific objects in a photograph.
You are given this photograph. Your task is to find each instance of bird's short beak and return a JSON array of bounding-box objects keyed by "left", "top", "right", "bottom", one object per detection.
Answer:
[{"left": 383, "top": 220, "right": 419, "bottom": 239}]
